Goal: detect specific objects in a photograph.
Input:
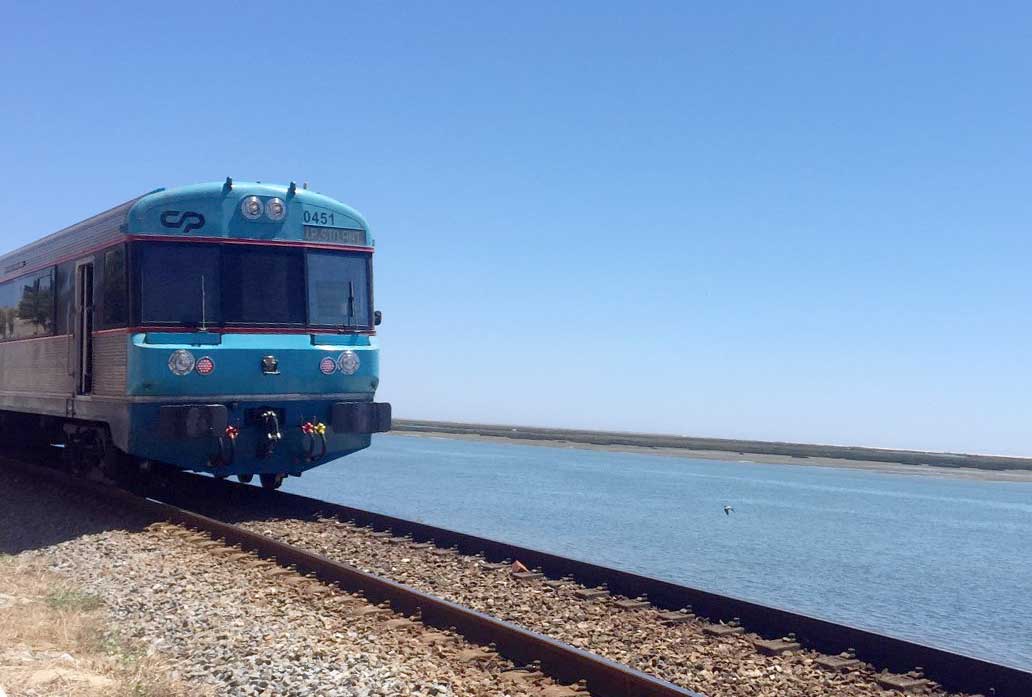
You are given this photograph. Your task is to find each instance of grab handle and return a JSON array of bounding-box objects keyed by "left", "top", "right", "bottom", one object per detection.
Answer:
[{"left": 66, "top": 304, "right": 75, "bottom": 376}]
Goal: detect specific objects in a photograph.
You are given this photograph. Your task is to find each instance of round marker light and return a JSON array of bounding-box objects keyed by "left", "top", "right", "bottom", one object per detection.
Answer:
[
  {"left": 241, "top": 195, "right": 264, "bottom": 220},
  {"left": 265, "top": 197, "right": 286, "bottom": 221},
  {"left": 168, "top": 349, "right": 196, "bottom": 376},
  {"left": 195, "top": 356, "right": 215, "bottom": 375},
  {"left": 337, "top": 350, "right": 360, "bottom": 375},
  {"left": 319, "top": 356, "right": 337, "bottom": 375}
]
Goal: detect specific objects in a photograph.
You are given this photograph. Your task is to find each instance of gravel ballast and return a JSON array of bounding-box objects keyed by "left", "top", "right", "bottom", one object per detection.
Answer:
[{"left": 0, "top": 470, "right": 583, "bottom": 697}]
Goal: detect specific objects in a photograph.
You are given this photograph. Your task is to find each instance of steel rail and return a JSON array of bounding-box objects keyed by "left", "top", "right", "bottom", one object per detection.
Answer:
[
  {"left": 162, "top": 472, "right": 1032, "bottom": 697},
  {"left": 6, "top": 460, "right": 701, "bottom": 697}
]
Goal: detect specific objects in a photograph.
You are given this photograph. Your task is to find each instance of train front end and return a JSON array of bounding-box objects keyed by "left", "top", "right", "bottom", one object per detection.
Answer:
[{"left": 122, "top": 181, "right": 390, "bottom": 486}]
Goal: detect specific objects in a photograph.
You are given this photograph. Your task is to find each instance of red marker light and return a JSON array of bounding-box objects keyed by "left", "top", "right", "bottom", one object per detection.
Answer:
[
  {"left": 319, "top": 356, "right": 337, "bottom": 375},
  {"left": 195, "top": 356, "right": 215, "bottom": 375}
]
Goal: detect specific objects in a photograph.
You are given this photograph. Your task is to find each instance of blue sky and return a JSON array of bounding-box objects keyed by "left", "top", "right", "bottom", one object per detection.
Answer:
[{"left": 2, "top": 2, "right": 1031, "bottom": 454}]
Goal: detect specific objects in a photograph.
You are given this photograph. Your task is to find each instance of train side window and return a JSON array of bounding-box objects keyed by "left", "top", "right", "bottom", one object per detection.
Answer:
[
  {"left": 55, "top": 261, "right": 76, "bottom": 335},
  {"left": 13, "top": 269, "right": 54, "bottom": 339},
  {"left": 99, "top": 246, "right": 127, "bottom": 328},
  {"left": 0, "top": 280, "right": 16, "bottom": 340}
]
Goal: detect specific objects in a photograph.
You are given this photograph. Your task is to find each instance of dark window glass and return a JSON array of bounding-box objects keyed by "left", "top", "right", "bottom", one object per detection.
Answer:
[
  {"left": 0, "top": 279, "right": 16, "bottom": 340},
  {"left": 223, "top": 246, "right": 304, "bottom": 324},
  {"left": 14, "top": 269, "right": 54, "bottom": 338},
  {"left": 132, "top": 242, "right": 375, "bottom": 329},
  {"left": 138, "top": 243, "right": 220, "bottom": 326},
  {"left": 100, "top": 246, "right": 127, "bottom": 328},
  {"left": 55, "top": 261, "right": 75, "bottom": 334},
  {"left": 306, "top": 251, "right": 372, "bottom": 327}
]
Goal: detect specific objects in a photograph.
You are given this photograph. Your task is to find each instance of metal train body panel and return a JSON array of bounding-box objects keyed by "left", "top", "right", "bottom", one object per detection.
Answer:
[{"left": 0, "top": 180, "right": 390, "bottom": 481}]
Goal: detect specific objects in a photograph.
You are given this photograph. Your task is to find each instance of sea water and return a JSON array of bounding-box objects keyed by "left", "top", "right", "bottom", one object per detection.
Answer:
[{"left": 282, "top": 434, "right": 1032, "bottom": 669}]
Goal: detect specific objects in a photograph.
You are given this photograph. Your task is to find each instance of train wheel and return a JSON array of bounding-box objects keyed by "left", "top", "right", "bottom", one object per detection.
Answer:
[
  {"left": 102, "top": 444, "right": 142, "bottom": 491},
  {"left": 62, "top": 443, "right": 86, "bottom": 477},
  {"left": 237, "top": 473, "right": 253, "bottom": 484},
  {"left": 259, "top": 473, "right": 284, "bottom": 490},
  {"left": 140, "top": 460, "right": 175, "bottom": 497}
]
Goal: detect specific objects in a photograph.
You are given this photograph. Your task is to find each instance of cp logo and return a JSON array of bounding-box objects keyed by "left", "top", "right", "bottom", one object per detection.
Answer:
[{"left": 160, "top": 210, "right": 206, "bottom": 234}]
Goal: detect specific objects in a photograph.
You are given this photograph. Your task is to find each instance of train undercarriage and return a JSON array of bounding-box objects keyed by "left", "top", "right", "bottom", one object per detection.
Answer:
[{"left": 0, "top": 410, "right": 289, "bottom": 492}]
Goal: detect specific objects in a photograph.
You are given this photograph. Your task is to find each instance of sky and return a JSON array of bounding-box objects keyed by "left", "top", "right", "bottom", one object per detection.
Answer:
[{"left": 2, "top": 2, "right": 1031, "bottom": 454}]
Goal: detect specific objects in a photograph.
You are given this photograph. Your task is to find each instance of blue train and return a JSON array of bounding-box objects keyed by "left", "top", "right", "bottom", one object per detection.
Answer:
[{"left": 0, "top": 179, "right": 390, "bottom": 489}]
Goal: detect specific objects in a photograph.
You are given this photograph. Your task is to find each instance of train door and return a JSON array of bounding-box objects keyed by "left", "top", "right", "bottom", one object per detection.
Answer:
[{"left": 74, "top": 262, "right": 94, "bottom": 395}]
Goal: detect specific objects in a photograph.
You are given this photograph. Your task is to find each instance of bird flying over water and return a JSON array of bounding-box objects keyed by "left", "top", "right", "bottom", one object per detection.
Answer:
[{"left": 723, "top": 505, "right": 734, "bottom": 516}]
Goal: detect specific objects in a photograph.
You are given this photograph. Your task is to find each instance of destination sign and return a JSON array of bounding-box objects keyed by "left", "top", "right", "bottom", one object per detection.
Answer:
[{"left": 302, "top": 226, "right": 367, "bottom": 246}]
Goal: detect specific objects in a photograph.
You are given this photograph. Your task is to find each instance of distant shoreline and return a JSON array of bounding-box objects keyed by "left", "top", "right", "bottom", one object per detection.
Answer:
[{"left": 391, "top": 420, "right": 1032, "bottom": 483}]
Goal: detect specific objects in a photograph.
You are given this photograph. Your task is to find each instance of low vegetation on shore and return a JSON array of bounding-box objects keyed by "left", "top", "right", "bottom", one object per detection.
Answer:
[{"left": 0, "top": 555, "right": 192, "bottom": 697}]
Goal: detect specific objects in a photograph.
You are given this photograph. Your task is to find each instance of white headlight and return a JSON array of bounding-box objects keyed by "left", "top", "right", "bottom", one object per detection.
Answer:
[
  {"left": 337, "top": 350, "right": 360, "bottom": 375},
  {"left": 265, "top": 197, "right": 286, "bottom": 221},
  {"left": 168, "top": 349, "right": 196, "bottom": 376},
  {"left": 241, "top": 196, "right": 264, "bottom": 220}
]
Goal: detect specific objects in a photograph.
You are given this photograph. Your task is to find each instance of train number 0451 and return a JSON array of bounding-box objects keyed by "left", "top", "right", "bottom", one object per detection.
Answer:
[{"left": 303, "top": 210, "right": 336, "bottom": 225}]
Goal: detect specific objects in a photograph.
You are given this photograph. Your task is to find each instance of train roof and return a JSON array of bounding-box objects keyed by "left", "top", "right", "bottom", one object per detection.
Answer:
[
  {"left": 0, "top": 181, "right": 371, "bottom": 282},
  {"left": 127, "top": 180, "right": 370, "bottom": 236}
]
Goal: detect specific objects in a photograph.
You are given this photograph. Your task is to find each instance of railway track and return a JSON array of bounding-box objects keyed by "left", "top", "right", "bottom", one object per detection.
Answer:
[
  {"left": 7, "top": 457, "right": 1031, "bottom": 696},
  {"left": 152, "top": 470, "right": 1032, "bottom": 697},
  {"left": 4, "top": 458, "right": 698, "bottom": 697}
]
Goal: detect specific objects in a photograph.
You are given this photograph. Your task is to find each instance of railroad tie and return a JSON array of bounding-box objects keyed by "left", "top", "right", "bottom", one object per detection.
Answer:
[
  {"left": 874, "top": 672, "right": 929, "bottom": 693},
  {"left": 753, "top": 637, "right": 801, "bottom": 656},
  {"left": 499, "top": 668, "right": 547, "bottom": 687},
  {"left": 348, "top": 605, "right": 392, "bottom": 618},
  {"left": 456, "top": 647, "right": 496, "bottom": 664},
  {"left": 815, "top": 653, "right": 860, "bottom": 673},
  {"left": 658, "top": 610, "right": 694, "bottom": 625},
  {"left": 300, "top": 579, "right": 334, "bottom": 596},
  {"left": 540, "top": 686, "right": 588, "bottom": 697},
  {"left": 419, "top": 631, "right": 458, "bottom": 647},
  {"left": 703, "top": 622, "right": 745, "bottom": 637}
]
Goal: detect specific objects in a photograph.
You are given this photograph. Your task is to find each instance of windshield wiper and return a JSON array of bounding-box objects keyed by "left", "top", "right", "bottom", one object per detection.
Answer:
[
  {"left": 341, "top": 280, "right": 355, "bottom": 331},
  {"left": 199, "top": 275, "right": 208, "bottom": 331}
]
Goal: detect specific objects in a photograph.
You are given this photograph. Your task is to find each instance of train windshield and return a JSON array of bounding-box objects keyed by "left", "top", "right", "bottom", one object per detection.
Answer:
[
  {"left": 306, "top": 250, "right": 372, "bottom": 328},
  {"left": 134, "top": 242, "right": 372, "bottom": 329}
]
